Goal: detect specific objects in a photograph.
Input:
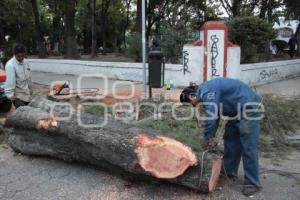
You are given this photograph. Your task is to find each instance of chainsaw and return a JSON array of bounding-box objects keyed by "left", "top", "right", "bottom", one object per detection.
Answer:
[{"left": 49, "top": 81, "right": 100, "bottom": 96}]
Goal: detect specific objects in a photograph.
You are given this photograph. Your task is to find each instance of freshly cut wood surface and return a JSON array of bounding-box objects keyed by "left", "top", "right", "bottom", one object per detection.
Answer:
[
  {"left": 135, "top": 134, "right": 197, "bottom": 179},
  {"left": 5, "top": 97, "right": 223, "bottom": 193}
]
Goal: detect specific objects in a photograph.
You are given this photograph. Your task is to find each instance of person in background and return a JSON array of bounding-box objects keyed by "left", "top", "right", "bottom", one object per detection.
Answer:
[
  {"left": 4, "top": 44, "right": 32, "bottom": 108},
  {"left": 288, "top": 34, "right": 298, "bottom": 58}
]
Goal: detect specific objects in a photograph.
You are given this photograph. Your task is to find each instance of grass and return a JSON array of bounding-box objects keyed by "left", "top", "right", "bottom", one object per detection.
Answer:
[
  {"left": 139, "top": 114, "right": 204, "bottom": 152},
  {"left": 83, "top": 95, "right": 300, "bottom": 159},
  {"left": 259, "top": 95, "right": 300, "bottom": 158}
]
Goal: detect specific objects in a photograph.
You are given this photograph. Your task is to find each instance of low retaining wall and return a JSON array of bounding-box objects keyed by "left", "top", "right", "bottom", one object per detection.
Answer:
[
  {"left": 28, "top": 58, "right": 300, "bottom": 87},
  {"left": 241, "top": 59, "right": 300, "bottom": 86},
  {"left": 27, "top": 59, "right": 189, "bottom": 85}
]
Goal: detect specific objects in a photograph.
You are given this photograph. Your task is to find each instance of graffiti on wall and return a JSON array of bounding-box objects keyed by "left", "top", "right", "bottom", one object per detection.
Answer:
[
  {"left": 210, "top": 35, "right": 220, "bottom": 77},
  {"left": 259, "top": 68, "right": 279, "bottom": 80},
  {"left": 183, "top": 50, "right": 191, "bottom": 74}
]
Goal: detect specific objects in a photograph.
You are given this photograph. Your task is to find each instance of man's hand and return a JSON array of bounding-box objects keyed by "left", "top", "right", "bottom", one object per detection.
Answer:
[{"left": 202, "top": 139, "right": 218, "bottom": 150}]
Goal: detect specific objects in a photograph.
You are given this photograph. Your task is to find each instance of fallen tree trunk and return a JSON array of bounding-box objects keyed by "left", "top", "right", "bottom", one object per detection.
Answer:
[{"left": 5, "top": 97, "right": 222, "bottom": 192}]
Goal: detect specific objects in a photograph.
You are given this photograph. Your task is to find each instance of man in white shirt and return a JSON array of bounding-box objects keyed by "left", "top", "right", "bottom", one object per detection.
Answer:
[{"left": 4, "top": 44, "right": 32, "bottom": 108}]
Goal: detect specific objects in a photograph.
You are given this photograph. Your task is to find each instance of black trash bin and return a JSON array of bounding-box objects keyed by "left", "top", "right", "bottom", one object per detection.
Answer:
[
  {"left": 0, "top": 88, "right": 12, "bottom": 113},
  {"left": 148, "top": 50, "right": 165, "bottom": 88}
]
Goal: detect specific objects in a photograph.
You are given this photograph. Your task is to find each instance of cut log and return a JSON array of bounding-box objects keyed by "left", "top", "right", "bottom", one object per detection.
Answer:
[{"left": 5, "top": 97, "right": 223, "bottom": 192}]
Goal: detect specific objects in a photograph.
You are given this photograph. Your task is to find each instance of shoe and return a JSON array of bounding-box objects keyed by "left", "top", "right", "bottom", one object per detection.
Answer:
[{"left": 242, "top": 184, "right": 261, "bottom": 197}]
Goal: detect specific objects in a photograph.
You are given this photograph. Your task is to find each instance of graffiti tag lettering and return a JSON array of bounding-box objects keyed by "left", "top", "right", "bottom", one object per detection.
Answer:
[
  {"left": 259, "top": 69, "right": 279, "bottom": 80},
  {"left": 183, "top": 50, "right": 190, "bottom": 75},
  {"left": 210, "top": 35, "right": 220, "bottom": 77}
]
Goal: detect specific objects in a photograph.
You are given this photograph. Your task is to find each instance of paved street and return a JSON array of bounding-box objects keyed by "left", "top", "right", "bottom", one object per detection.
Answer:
[
  {"left": 0, "top": 74, "right": 299, "bottom": 200},
  {"left": 0, "top": 143, "right": 299, "bottom": 200}
]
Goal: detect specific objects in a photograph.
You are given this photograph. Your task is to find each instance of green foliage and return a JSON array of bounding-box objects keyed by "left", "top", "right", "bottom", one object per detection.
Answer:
[
  {"left": 228, "top": 16, "right": 276, "bottom": 63},
  {"left": 158, "top": 27, "right": 189, "bottom": 64},
  {"left": 83, "top": 104, "right": 112, "bottom": 116},
  {"left": 0, "top": 0, "right": 35, "bottom": 49},
  {"left": 126, "top": 33, "right": 142, "bottom": 62},
  {"left": 0, "top": 0, "right": 295, "bottom": 61},
  {"left": 284, "top": 0, "right": 300, "bottom": 17}
]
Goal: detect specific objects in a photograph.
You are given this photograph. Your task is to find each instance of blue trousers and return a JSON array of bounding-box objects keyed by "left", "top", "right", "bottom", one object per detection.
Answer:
[{"left": 223, "top": 115, "right": 261, "bottom": 187}]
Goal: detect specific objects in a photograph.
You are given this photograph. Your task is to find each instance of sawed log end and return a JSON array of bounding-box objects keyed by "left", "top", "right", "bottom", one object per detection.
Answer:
[{"left": 134, "top": 134, "right": 198, "bottom": 179}]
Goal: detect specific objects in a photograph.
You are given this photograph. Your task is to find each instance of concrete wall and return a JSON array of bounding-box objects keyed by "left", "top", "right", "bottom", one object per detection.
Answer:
[
  {"left": 28, "top": 59, "right": 197, "bottom": 87},
  {"left": 27, "top": 58, "right": 300, "bottom": 87},
  {"left": 227, "top": 47, "right": 241, "bottom": 79},
  {"left": 240, "top": 59, "right": 300, "bottom": 86}
]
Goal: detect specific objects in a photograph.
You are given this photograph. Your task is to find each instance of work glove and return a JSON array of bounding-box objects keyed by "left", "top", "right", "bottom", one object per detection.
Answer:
[{"left": 202, "top": 139, "right": 224, "bottom": 155}]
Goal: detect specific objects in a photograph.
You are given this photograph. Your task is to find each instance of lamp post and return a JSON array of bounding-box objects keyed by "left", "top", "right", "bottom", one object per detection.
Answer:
[{"left": 142, "top": 0, "right": 147, "bottom": 97}]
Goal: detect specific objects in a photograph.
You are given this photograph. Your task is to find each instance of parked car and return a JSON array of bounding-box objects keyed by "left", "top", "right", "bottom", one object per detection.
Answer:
[{"left": 0, "top": 69, "right": 12, "bottom": 113}]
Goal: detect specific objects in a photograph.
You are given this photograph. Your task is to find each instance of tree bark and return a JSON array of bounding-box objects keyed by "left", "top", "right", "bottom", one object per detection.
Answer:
[
  {"left": 31, "top": 0, "right": 47, "bottom": 58},
  {"left": 64, "top": 0, "right": 80, "bottom": 59},
  {"left": 91, "top": 0, "right": 97, "bottom": 57},
  {"left": 231, "top": 0, "right": 243, "bottom": 17},
  {"left": 0, "top": 26, "right": 5, "bottom": 46},
  {"left": 123, "top": 0, "right": 132, "bottom": 49},
  {"left": 5, "top": 97, "right": 222, "bottom": 193},
  {"left": 136, "top": 0, "right": 142, "bottom": 33}
]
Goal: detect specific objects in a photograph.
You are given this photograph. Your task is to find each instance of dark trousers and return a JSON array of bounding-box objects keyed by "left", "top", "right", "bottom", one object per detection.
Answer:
[
  {"left": 223, "top": 113, "right": 261, "bottom": 187},
  {"left": 289, "top": 48, "right": 296, "bottom": 58},
  {"left": 13, "top": 99, "right": 29, "bottom": 108}
]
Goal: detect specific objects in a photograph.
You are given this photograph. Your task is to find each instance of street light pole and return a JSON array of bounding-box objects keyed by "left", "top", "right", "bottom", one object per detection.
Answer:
[
  {"left": 142, "top": 0, "right": 147, "bottom": 97},
  {"left": 91, "top": 0, "right": 97, "bottom": 57}
]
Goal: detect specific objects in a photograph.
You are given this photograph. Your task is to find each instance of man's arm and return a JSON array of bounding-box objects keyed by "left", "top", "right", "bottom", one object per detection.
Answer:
[
  {"left": 4, "top": 63, "right": 16, "bottom": 99},
  {"left": 201, "top": 89, "right": 221, "bottom": 140}
]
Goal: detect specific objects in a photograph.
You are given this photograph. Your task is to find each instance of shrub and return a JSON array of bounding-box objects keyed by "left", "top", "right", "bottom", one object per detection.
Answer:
[
  {"left": 227, "top": 16, "right": 276, "bottom": 63},
  {"left": 158, "top": 28, "right": 189, "bottom": 64}
]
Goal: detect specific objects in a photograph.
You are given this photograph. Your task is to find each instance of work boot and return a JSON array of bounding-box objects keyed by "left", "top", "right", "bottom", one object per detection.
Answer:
[{"left": 242, "top": 184, "right": 261, "bottom": 197}]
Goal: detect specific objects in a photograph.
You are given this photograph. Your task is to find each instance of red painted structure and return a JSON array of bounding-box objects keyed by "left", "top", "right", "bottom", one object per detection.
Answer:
[{"left": 200, "top": 21, "right": 229, "bottom": 82}]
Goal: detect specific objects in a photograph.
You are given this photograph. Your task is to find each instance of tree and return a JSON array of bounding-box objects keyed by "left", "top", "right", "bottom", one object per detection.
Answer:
[
  {"left": 258, "top": 0, "right": 283, "bottom": 22},
  {"left": 123, "top": 0, "right": 133, "bottom": 49},
  {"left": 64, "top": 0, "right": 80, "bottom": 59},
  {"left": 136, "top": 0, "right": 142, "bottom": 33},
  {"left": 284, "top": 0, "right": 300, "bottom": 17},
  {"left": 41, "top": 0, "right": 65, "bottom": 54},
  {"left": 0, "top": 0, "right": 36, "bottom": 55},
  {"left": 141, "top": 0, "right": 207, "bottom": 42},
  {"left": 31, "top": 0, "right": 47, "bottom": 58},
  {"left": 228, "top": 16, "right": 276, "bottom": 63},
  {"left": 219, "top": 0, "right": 243, "bottom": 17}
]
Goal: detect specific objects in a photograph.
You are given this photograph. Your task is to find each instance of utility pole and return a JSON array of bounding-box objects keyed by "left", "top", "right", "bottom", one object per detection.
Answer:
[
  {"left": 91, "top": 0, "right": 97, "bottom": 57},
  {"left": 142, "top": 0, "right": 147, "bottom": 97}
]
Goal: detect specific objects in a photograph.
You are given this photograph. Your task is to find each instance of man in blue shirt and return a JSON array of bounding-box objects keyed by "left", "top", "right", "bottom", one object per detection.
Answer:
[{"left": 180, "top": 78, "right": 262, "bottom": 196}]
